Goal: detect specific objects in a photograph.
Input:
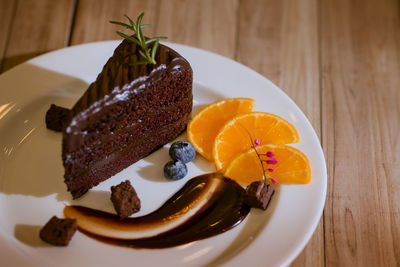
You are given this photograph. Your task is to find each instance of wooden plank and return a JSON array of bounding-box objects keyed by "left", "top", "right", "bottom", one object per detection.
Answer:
[
  {"left": 70, "top": 0, "right": 160, "bottom": 45},
  {"left": 321, "top": 0, "right": 400, "bottom": 265},
  {"left": 1, "top": 0, "right": 75, "bottom": 72},
  {"left": 0, "top": 0, "right": 16, "bottom": 73},
  {"left": 236, "top": 0, "right": 321, "bottom": 136},
  {"left": 157, "top": 0, "right": 238, "bottom": 59},
  {"left": 236, "top": 1, "right": 323, "bottom": 265}
]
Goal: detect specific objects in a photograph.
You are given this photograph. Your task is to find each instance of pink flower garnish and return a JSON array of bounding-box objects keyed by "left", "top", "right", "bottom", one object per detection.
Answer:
[
  {"left": 267, "top": 168, "right": 274, "bottom": 172},
  {"left": 266, "top": 158, "right": 278, "bottom": 164},
  {"left": 271, "top": 178, "right": 278, "bottom": 184},
  {"left": 266, "top": 151, "right": 274, "bottom": 157},
  {"left": 254, "top": 138, "right": 260, "bottom": 145}
]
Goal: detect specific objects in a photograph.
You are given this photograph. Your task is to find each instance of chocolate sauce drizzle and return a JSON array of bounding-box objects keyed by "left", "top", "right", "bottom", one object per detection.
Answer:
[{"left": 64, "top": 173, "right": 250, "bottom": 249}]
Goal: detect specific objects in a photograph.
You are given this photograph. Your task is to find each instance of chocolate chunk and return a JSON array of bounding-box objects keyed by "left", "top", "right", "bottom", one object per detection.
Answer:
[
  {"left": 39, "top": 216, "right": 77, "bottom": 246},
  {"left": 45, "top": 104, "right": 70, "bottom": 132},
  {"left": 111, "top": 180, "right": 141, "bottom": 219},
  {"left": 244, "top": 181, "right": 274, "bottom": 210}
]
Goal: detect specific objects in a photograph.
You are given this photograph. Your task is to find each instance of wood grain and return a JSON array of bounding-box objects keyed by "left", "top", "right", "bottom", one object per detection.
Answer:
[
  {"left": 0, "top": 0, "right": 16, "bottom": 71},
  {"left": 236, "top": 0, "right": 321, "bottom": 135},
  {"left": 236, "top": 1, "right": 323, "bottom": 265},
  {"left": 1, "top": 0, "right": 75, "bottom": 72},
  {"left": 157, "top": 0, "right": 238, "bottom": 58},
  {"left": 321, "top": 0, "right": 400, "bottom": 265},
  {"left": 70, "top": 0, "right": 160, "bottom": 45}
]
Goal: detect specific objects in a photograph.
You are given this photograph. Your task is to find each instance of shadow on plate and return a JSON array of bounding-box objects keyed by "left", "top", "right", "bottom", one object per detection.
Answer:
[
  {"left": 0, "top": 64, "right": 87, "bottom": 201},
  {"left": 14, "top": 224, "right": 50, "bottom": 247},
  {"left": 136, "top": 145, "right": 171, "bottom": 183}
]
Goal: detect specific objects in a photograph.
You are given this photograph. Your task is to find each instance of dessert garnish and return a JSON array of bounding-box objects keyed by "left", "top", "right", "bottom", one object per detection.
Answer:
[
  {"left": 224, "top": 144, "right": 311, "bottom": 184},
  {"left": 39, "top": 216, "right": 77, "bottom": 246},
  {"left": 164, "top": 160, "right": 187, "bottom": 180},
  {"left": 111, "top": 180, "right": 141, "bottom": 219},
  {"left": 164, "top": 141, "right": 196, "bottom": 180},
  {"left": 169, "top": 141, "right": 196, "bottom": 163},
  {"left": 187, "top": 98, "right": 310, "bottom": 185},
  {"left": 213, "top": 112, "right": 299, "bottom": 171},
  {"left": 235, "top": 123, "right": 276, "bottom": 209},
  {"left": 187, "top": 98, "right": 255, "bottom": 160},
  {"left": 64, "top": 173, "right": 250, "bottom": 249},
  {"left": 242, "top": 124, "right": 277, "bottom": 185},
  {"left": 110, "top": 13, "right": 167, "bottom": 66}
]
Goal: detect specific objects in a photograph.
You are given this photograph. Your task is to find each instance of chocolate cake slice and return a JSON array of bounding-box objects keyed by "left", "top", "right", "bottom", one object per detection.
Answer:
[{"left": 62, "top": 39, "right": 192, "bottom": 198}]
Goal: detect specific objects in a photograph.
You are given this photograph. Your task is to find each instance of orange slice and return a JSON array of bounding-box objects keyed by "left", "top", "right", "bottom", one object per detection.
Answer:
[
  {"left": 187, "top": 98, "right": 255, "bottom": 160},
  {"left": 224, "top": 144, "right": 311, "bottom": 184},
  {"left": 213, "top": 112, "right": 299, "bottom": 171}
]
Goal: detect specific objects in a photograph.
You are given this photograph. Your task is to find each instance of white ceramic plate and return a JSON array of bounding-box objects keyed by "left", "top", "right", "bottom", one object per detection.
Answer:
[{"left": 0, "top": 41, "right": 326, "bottom": 267}]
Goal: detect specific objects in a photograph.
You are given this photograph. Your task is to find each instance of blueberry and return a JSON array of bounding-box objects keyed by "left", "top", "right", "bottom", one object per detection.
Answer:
[
  {"left": 164, "top": 160, "right": 188, "bottom": 180},
  {"left": 169, "top": 141, "right": 196, "bottom": 163}
]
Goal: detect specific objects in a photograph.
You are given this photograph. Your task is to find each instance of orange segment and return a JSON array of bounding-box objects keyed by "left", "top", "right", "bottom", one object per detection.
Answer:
[
  {"left": 187, "top": 98, "right": 255, "bottom": 160},
  {"left": 213, "top": 112, "right": 299, "bottom": 171},
  {"left": 224, "top": 144, "right": 311, "bottom": 184}
]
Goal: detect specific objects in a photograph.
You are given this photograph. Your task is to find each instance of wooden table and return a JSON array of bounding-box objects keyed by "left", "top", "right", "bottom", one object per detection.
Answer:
[{"left": 1, "top": 0, "right": 399, "bottom": 266}]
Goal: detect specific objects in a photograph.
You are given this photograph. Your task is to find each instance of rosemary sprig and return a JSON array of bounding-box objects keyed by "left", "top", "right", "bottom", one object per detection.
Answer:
[{"left": 110, "top": 13, "right": 167, "bottom": 65}]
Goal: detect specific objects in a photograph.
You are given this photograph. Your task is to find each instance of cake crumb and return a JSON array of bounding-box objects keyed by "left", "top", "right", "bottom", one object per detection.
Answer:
[
  {"left": 111, "top": 180, "right": 141, "bottom": 219},
  {"left": 45, "top": 104, "right": 70, "bottom": 132},
  {"left": 39, "top": 216, "right": 77, "bottom": 246}
]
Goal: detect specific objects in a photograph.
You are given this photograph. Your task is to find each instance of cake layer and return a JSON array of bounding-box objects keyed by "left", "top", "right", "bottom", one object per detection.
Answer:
[
  {"left": 65, "top": 97, "right": 192, "bottom": 166},
  {"left": 64, "top": 97, "right": 192, "bottom": 188},
  {"left": 66, "top": 116, "right": 189, "bottom": 198}
]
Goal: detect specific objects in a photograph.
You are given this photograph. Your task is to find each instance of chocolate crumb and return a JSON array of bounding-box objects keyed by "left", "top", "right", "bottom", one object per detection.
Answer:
[
  {"left": 244, "top": 181, "right": 274, "bottom": 210},
  {"left": 39, "top": 216, "right": 77, "bottom": 246},
  {"left": 45, "top": 104, "right": 70, "bottom": 132},
  {"left": 111, "top": 180, "right": 141, "bottom": 219}
]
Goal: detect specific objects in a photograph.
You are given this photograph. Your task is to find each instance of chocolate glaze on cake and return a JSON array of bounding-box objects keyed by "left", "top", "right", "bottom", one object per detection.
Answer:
[{"left": 62, "top": 39, "right": 193, "bottom": 198}]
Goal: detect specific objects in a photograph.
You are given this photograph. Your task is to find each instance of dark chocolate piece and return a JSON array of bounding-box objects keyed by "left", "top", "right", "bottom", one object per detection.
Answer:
[
  {"left": 39, "top": 216, "right": 77, "bottom": 246},
  {"left": 45, "top": 104, "right": 70, "bottom": 132},
  {"left": 244, "top": 181, "right": 274, "bottom": 210},
  {"left": 111, "top": 180, "right": 141, "bottom": 219}
]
